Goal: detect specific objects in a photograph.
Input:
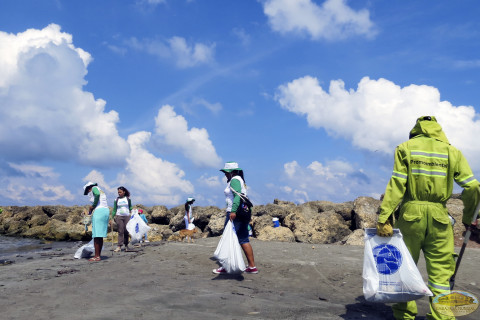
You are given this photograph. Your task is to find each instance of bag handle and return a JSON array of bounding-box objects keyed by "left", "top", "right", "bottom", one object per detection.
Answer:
[
  {"left": 229, "top": 176, "right": 246, "bottom": 198},
  {"left": 229, "top": 185, "right": 253, "bottom": 208}
]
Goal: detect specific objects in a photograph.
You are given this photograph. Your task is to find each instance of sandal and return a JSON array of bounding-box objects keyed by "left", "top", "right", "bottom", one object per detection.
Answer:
[
  {"left": 88, "top": 257, "right": 101, "bottom": 262},
  {"left": 114, "top": 247, "right": 121, "bottom": 252}
]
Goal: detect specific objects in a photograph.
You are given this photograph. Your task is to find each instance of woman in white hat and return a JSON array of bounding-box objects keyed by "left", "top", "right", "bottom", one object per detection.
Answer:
[
  {"left": 213, "top": 161, "right": 258, "bottom": 274},
  {"left": 83, "top": 181, "right": 110, "bottom": 261},
  {"left": 184, "top": 197, "right": 195, "bottom": 230}
]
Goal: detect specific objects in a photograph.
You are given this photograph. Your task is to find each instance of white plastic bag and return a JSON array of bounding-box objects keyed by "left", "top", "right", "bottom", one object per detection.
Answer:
[
  {"left": 363, "top": 228, "right": 433, "bottom": 302},
  {"left": 126, "top": 209, "right": 151, "bottom": 242},
  {"left": 74, "top": 239, "right": 94, "bottom": 259},
  {"left": 213, "top": 220, "right": 246, "bottom": 274}
]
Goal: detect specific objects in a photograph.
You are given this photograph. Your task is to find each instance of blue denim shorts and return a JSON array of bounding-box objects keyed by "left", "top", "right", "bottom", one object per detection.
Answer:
[{"left": 224, "top": 212, "right": 251, "bottom": 244}]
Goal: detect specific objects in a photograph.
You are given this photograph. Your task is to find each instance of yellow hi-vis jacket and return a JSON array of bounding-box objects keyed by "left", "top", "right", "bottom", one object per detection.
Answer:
[{"left": 378, "top": 116, "right": 480, "bottom": 225}]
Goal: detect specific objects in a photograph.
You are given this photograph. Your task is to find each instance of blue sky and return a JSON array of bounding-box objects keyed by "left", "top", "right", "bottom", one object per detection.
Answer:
[{"left": 1, "top": 0, "right": 480, "bottom": 208}]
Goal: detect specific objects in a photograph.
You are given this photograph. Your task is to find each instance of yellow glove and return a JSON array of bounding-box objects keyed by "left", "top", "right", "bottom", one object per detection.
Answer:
[{"left": 376, "top": 221, "right": 393, "bottom": 237}]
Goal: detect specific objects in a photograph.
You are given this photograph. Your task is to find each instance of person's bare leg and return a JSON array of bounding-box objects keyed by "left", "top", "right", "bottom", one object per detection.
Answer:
[
  {"left": 241, "top": 243, "right": 255, "bottom": 267},
  {"left": 94, "top": 237, "right": 103, "bottom": 259}
]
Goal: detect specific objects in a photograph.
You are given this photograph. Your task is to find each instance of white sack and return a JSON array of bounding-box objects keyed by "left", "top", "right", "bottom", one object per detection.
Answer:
[
  {"left": 126, "top": 209, "right": 151, "bottom": 242},
  {"left": 74, "top": 239, "right": 94, "bottom": 259},
  {"left": 213, "top": 220, "right": 246, "bottom": 274},
  {"left": 363, "top": 228, "right": 433, "bottom": 302}
]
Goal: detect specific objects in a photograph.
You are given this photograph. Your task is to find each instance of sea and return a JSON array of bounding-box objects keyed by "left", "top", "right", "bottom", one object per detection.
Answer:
[{"left": 0, "top": 235, "right": 79, "bottom": 259}]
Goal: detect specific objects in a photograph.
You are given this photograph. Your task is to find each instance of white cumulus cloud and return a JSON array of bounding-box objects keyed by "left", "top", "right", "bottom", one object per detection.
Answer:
[
  {"left": 197, "top": 174, "right": 222, "bottom": 188},
  {"left": 0, "top": 24, "right": 129, "bottom": 167},
  {"left": 126, "top": 36, "right": 215, "bottom": 68},
  {"left": 262, "top": 0, "right": 377, "bottom": 40},
  {"left": 154, "top": 105, "right": 222, "bottom": 168},
  {"left": 281, "top": 159, "right": 376, "bottom": 203},
  {"left": 0, "top": 162, "right": 74, "bottom": 203},
  {"left": 83, "top": 170, "right": 116, "bottom": 196},
  {"left": 275, "top": 76, "right": 480, "bottom": 169},
  {"left": 114, "top": 131, "right": 195, "bottom": 205}
]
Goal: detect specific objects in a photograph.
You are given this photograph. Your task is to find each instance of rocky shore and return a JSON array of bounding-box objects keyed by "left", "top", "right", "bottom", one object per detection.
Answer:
[
  {"left": 1, "top": 195, "right": 478, "bottom": 246},
  {"left": 1, "top": 197, "right": 480, "bottom": 320},
  {"left": 1, "top": 238, "right": 479, "bottom": 320}
]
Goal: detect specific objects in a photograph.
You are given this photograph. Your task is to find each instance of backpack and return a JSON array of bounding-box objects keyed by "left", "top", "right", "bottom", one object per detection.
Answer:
[{"left": 229, "top": 180, "right": 253, "bottom": 219}]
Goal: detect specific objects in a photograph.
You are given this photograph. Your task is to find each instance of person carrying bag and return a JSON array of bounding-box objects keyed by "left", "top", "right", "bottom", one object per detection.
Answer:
[{"left": 212, "top": 161, "right": 258, "bottom": 274}]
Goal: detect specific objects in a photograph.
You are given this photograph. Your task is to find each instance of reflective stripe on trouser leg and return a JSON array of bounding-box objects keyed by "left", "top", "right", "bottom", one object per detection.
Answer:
[
  {"left": 424, "top": 206, "right": 455, "bottom": 320},
  {"left": 392, "top": 203, "right": 426, "bottom": 320}
]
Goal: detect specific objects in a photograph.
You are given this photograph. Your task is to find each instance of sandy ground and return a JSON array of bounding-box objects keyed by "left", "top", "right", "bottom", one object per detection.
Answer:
[{"left": 0, "top": 238, "right": 479, "bottom": 320}]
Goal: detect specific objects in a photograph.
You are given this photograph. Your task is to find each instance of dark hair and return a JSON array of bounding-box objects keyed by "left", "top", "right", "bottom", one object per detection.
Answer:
[
  {"left": 117, "top": 186, "right": 130, "bottom": 198},
  {"left": 231, "top": 170, "right": 246, "bottom": 184}
]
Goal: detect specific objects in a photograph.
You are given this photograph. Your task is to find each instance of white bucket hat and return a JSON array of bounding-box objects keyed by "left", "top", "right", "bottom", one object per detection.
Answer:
[
  {"left": 220, "top": 161, "right": 242, "bottom": 173},
  {"left": 186, "top": 197, "right": 195, "bottom": 203},
  {"left": 83, "top": 181, "right": 97, "bottom": 195}
]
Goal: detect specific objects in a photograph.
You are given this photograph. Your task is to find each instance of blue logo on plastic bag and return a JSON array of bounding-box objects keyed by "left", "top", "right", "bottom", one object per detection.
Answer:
[
  {"left": 135, "top": 223, "right": 139, "bottom": 233},
  {"left": 372, "top": 244, "right": 402, "bottom": 275}
]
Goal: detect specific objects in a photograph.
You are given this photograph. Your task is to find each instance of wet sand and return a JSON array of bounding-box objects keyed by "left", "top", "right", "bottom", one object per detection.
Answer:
[{"left": 1, "top": 238, "right": 479, "bottom": 320}]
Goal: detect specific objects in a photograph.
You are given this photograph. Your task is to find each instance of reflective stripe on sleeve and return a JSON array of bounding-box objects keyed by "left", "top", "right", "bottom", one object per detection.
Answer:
[
  {"left": 392, "top": 171, "right": 407, "bottom": 180},
  {"left": 456, "top": 175, "right": 477, "bottom": 187}
]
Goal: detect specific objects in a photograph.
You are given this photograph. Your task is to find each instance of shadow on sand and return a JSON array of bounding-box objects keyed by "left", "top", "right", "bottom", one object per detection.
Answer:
[{"left": 341, "top": 296, "right": 395, "bottom": 319}]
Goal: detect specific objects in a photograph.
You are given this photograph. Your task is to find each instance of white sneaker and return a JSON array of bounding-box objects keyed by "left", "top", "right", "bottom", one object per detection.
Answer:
[{"left": 144, "top": 240, "right": 150, "bottom": 243}]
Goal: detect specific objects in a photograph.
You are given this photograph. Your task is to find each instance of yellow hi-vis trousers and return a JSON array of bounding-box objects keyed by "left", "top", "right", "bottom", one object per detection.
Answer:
[{"left": 392, "top": 201, "right": 456, "bottom": 320}]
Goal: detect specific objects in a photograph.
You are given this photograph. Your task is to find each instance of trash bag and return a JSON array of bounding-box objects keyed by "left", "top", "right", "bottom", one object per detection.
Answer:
[
  {"left": 363, "top": 228, "right": 433, "bottom": 302},
  {"left": 74, "top": 239, "right": 95, "bottom": 259},
  {"left": 213, "top": 220, "right": 246, "bottom": 274},
  {"left": 126, "top": 209, "right": 151, "bottom": 242}
]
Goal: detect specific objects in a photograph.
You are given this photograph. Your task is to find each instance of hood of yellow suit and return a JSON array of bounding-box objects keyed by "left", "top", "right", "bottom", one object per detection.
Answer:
[{"left": 409, "top": 116, "right": 449, "bottom": 144}]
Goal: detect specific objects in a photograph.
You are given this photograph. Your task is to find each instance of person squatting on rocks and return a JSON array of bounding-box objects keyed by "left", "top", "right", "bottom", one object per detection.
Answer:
[
  {"left": 213, "top": 161, "right": 258, "bottom": 274},
  {"left": 376, "top": 116, "right": 480, "bottom": 320},
  {"left": 83, "top": 182, "right": 110, "bottom": 262},
  {"left": 111, "top": 186, "right": 133, "bottom": 252},
  {"left": 184, "top": 197, "right": 195, "bottom": 230}
]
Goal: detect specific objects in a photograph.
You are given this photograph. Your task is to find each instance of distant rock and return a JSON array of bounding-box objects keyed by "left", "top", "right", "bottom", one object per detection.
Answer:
[
  {"left": 446, "top": 198, "right": 468, "bottom": 239},
  {"left": 283, "top": 206, "right": 351, "bottom": 244},
  {"left": 205, "top": 211, "right": 225, "bottom": 237},
  {"left": 148, "top": 224, "right": 173, "bottom": 241},
  {"left": 256, "top": 226, "right": 295, "bottom": 242},
  {"left": 251, "top": 214, "right": 275, "bottom": 236},
  {"left": 0, "top": 195, "right": 478, "bottom": 246},
  {"left": 150, "top": 205, "right": 171, "bottom": 225},
  {"left": 193, "top": 206, "right": 223, "bottom": 232},
  {"left": 252, "top": 203, "right": 294, "bottom": 221},
  {"left": 340, "top": 229, "right": 365, "bottom": 246},
  {"left": 353, "top": 196, "right": 381, "bottom": 230}
]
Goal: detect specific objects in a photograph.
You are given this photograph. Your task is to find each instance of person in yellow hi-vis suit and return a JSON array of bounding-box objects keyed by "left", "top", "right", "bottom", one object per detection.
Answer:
[{"left": 377, "top": 116, "right": 480, "bottom": 320}]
